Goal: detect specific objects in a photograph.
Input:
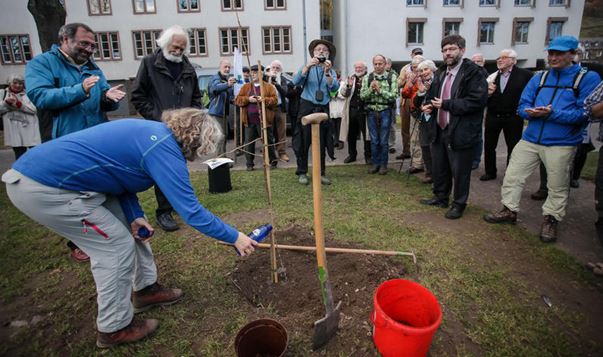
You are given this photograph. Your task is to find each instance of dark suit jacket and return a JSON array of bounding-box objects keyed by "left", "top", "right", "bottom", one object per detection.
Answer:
[
  {"left": 425, "top": 58, "right": 488, "bottom": 150},
  {"left": 487, "top": 66, "right": 533, "bottom": 115}
]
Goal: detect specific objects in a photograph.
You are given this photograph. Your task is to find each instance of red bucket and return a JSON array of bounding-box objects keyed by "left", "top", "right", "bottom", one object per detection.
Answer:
[{"left": 371, "top": 279, "right": 442, "bottom": 357}]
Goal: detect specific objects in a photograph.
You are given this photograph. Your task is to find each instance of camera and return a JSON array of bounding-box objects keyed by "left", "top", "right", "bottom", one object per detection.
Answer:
[{"left": 317, "top": 55, "right": 327, "bottom": 63}]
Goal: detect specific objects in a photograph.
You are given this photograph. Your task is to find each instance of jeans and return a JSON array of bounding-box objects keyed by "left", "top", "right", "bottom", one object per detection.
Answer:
[{"left": 367, "top": 109, "right": 392, "bottom": 166}]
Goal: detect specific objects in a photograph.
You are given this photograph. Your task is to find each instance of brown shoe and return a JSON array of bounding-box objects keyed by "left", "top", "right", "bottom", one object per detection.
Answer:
[
  {"left": 483, "top": 206, "right": 517, "bottom": 224},
  {"left": 97, "top": 318, "right": 158, "bottom": 348},
  {"left": 133, "top": 283, "right": 183, "bottom": 313},
  {"left": 540, "top": 215, "right": 558, "bottom": 243},
  {"left": 279, "top": 153, "right": 290, "bottom": 162}
]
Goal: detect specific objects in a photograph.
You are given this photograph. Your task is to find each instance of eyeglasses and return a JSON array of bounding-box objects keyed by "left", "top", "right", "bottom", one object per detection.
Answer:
[
  {"left": 496, "top": 56, "right": 514, "bottom": 61},
  {"left": 76, "top": 41, "right": 98, "bottom": 52}
]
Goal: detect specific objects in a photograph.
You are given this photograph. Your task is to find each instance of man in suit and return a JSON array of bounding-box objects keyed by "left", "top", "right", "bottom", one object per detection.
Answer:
[
  {"left": 419, "top": 35, "right": 488, "bottom": 219},
  {"left": 480, "top": 49, "right": 532, "bottom": 181}
]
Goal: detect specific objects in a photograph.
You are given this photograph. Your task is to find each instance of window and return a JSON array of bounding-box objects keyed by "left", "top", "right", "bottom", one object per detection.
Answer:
[
  {"left": 0, "top": 34, "right": 33, "bottom": 64},
  {"left": 220, "top": 27, "right": 249, "bottom": 55},
  {"left": 133, "top": 0, "right": 156, "bottom": 14},
  {"left": 479, "top": 20, "right": 496, "bottom": 44},
  {"left": 546, "top": 18, "right": 566, "bottom": 43},
  {"left": 189, "top": 28, "right": 207, "bottom": 56},
  {"left": 443, "top": 0, "right": 460, "bottom": 6},
  {"left": 262, "top": 26, "right": 291, "bottom": 54},
  {"left": 479, "top": 0, "right": 496, "bottom": 6},
  {"left": 132, "top": 30, "right": 161, "bottom": 58},
  {"left": 514, "top": 0, "right": 532, "bottom": 6},
  {"left": 177, "top": 0, "right": 199, "bottom": 12},
  {"left": 222, "top": 0, "right": 243, "bottom": 11},
  {"left": 513, "top": 19, "right": 531, "bottom": 44},
  {"left": 549, "top": 0, "right": 567, "bottom": 6},
  {"left": 93, "top": 32, "right": 120, "bottom": 61},
  {"left": 444, "top": 21, "right": 461, "bottom": 37},
  {"left": 88, "top": 0, "right": 112, "bottom": 15},
  {"left": 407, "top": 19, "right": 426, "bottom": 45},
  {"left": 406, "top": 0, "right": 424, "bottom": 5},
  {"left": 265, "top": 0, "right": 285, "bottom": 10}
]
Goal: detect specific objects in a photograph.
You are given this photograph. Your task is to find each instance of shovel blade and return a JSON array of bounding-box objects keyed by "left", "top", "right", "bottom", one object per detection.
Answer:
[{"left": 312, "top": 300, "right": 342, "bottom": 350}]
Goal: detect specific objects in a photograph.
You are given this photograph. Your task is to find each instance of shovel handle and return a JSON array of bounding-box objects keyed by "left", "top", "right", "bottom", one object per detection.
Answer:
[{"left": 301, "top": 112, "right": 328, "bottom": 126}]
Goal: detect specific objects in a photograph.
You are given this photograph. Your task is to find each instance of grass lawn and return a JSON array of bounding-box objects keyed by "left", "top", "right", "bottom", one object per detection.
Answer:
[{"left": 1, "top": 165, "right": 602, "bottom": 356}]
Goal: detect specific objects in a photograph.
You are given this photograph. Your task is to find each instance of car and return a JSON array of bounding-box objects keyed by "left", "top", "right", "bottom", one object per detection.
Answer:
[{"left": 193, "top": 65, "right": 238, "bottom": 138}]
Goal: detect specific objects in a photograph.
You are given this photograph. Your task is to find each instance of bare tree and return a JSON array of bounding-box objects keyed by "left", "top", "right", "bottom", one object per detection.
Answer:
[{"left": 27, "top": 0, "right": 66, "bottom": 52}]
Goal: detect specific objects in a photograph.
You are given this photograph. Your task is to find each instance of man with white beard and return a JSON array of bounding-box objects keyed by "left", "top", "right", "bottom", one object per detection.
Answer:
[{"left": 131, "top": 25, "right": 203, "bottom": 232}]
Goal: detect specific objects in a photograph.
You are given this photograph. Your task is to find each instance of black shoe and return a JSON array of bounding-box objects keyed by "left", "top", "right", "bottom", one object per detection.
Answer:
[
  {"left": 570, "top": 179, "right": 579, "bottom": 188},
  {"left": 336, "top": 142, "right": 345, "bottom": 150},
  {"left": 445, "top": 205, "right": 464, "bottom": 219},
  {"left": 420, "top": 197, "right": 448, "bottom": 208},
  {"left": 246, "top": 166, "right": 254, "bottom": 171},
  {"left": 595, "top": 219, "right": 603, "bottom": 246},
  {"left": 156, "top": 212, "right": 179, "bottom": 232},
  {"left": 479, "top": 174, "right": 496, "bottom": 181},
  {"left": 369, "top": 165, "right": 380, "bottom": 174},
  {"left": 389, "top": 147, "right": 396, "bottom": 154},
  {"left": 471, "top": 161, "right": 479, "bottom": 170},
  {"left": 395, "top": 153, "right": 411, "bottom": 160},
  {"left": 343, "top": 156, "right": 356, "bottom": 164},
  {"left": 530, "top": 189, "right": 548, "bottom": 201}
]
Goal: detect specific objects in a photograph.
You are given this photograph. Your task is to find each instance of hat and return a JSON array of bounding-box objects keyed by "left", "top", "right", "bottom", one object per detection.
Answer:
[
  {"left": 250, "top": 64, "right": 265, "bottom": 72},
  {"left": 411, "top": 47, "right": 423, "bottom": 55},
  {"left": 546, "top": 35, "right": 579, "bottom": 52},
  {"left": 242, "top": 66, "right": 250, "bottom": 73},
  {"left": 308, "top": 39, "right": 336, "bottom": 60}
]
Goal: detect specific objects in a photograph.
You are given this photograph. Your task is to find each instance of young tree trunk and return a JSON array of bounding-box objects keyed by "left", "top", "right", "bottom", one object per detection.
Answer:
[{"left": 27, "top": 0, "right": 66, "bottom": 52}]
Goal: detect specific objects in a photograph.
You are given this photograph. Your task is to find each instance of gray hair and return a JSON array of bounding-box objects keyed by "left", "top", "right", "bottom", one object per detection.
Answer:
[
  {"left": 7, "top": 74, "right": 24, "bottom": 85},
  {"left": 58, "top": 23, "right": 94, "bottom": 42},
  {"left": 500, "top": 49, "right": 518, "bottom": 59},
  {"left": 417, "top": 60, "right": 437, "bottom": 72},
  {"left": 156, "top": 25, "right": 190, "bottom": 55},
  {"left": 411, "top": 55, "right": 425, "bottom": 66},
  {"left": 270, "top": 60, "right": 283, "bottom": 68}
]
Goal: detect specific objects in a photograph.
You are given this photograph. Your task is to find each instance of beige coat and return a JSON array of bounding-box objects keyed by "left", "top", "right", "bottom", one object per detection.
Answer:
[
  {"left": 0, "top": 89, "right": 40, "bottom": 147},
  {"left": 338, "top": 77, "right": 370, "bottom": 142}
]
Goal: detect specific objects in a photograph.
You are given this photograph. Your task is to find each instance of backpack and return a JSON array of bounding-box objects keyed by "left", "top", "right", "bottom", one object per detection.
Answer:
[
  {"left": 366, "top": 71, "right": 397, "bottom": 107},
  {"left": 535, "top": 66, "right": 589, "bottom": 100}
]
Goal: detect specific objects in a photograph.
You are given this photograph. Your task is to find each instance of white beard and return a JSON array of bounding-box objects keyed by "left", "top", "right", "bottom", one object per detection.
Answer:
[{"left": 163, "top": 49, "right": 183, "bottom": 63}]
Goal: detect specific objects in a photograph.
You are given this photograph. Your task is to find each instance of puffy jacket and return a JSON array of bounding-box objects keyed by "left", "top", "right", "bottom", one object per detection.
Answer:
[
  {"left": 131, "top": 49, "right": 202, "bottom": 121},
  {"left": 518, "top": 64, "right": 601, "bottom": 146},
  {"left": 208, "top": 72, "right": 233, "bottom": 117},
  {"left": 25, "top": 44, "right": 118, "bottom": 138}
]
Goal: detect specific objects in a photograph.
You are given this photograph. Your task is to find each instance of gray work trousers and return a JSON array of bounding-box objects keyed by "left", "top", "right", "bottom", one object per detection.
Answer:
[{"left": 2, "top": 169, "right": 157, "bottom": 333}]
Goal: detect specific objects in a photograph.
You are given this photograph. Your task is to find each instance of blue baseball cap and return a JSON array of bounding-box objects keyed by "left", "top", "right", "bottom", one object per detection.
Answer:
[{"left": 546, "top": 35, "right": 579, "bottom": 52}]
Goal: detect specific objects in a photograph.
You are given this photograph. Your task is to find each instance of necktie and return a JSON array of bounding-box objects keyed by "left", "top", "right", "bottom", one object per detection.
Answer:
[{"left": 438, "top": 72, "right": 453, "bottom": 129}]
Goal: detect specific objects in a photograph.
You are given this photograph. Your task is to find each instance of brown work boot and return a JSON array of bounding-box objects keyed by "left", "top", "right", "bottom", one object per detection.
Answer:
[
  {"left": 483, "top": 206, "right": 517, "bottom": 224},
  {"left": 133, "top": 283, "right": 183, "bottom": 313},
  {"left": 97, "top": 318, "right": 158, "bottom": 348},
  {"left": 540, "top": 215, "right": 558, "bottom": 243}
]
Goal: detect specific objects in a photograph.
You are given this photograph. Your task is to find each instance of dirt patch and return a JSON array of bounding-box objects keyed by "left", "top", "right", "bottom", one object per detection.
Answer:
[{"left": 230, "top": 224, "right": 432, "bottom": 356}]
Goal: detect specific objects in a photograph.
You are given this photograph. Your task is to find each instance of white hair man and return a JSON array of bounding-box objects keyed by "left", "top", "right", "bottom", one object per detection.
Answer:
[
  {"left": 131, "top": 24, "right": 203, "bottom": 232},
  {"left": 269, "top": 59, "right": 290, "bottom": 162}
]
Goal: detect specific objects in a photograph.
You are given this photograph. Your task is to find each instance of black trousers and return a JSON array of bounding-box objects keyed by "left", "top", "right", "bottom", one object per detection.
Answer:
[
  {"left": 292, "top": 99, "right": 329, "bottom": 176},
  {"left": 430, "top": 126, "right": 474, "bottom": 207},
  {"left": 483, "top": 112, "right": 524, "bottom": 176},
  {"left": 596, "top": 145, "right": 603, "bottom": 216},
  {"left": 12, "top": 146, "right": 31, "bottom": 160},
  {"left": 244, "top": 122, "right": 277, "bottom": 168},
  {"left": 155, "top": 186, "right": 173, "bottom": 216},
  {"left": 347, "top": 107, "right": 371, "bottom": 159}
]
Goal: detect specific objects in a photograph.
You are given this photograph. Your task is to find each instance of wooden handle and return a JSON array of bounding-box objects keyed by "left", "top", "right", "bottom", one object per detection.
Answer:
[{"left": 301, "top": 112, "right": 328, "bottom": 126}]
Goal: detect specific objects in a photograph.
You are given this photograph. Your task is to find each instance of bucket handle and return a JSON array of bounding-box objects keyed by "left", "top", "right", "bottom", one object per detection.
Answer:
[{"left": 370, "top": 310, "right": 388, "bottom": 329}]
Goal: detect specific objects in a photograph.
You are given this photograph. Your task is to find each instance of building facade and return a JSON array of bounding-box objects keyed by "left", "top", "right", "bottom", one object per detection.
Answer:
[{"left": 0, "top": 0, "right": 585, "bottom": 85}]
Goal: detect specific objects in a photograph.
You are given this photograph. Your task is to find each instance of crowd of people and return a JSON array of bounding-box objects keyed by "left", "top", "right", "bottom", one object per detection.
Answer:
[{"left": 2, "top": 21, "right": 603, "bottom": 347}]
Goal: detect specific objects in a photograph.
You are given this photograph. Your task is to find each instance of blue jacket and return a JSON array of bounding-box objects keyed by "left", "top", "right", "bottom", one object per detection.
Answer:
[
  {"left": 292, "top": 65, "right": 339, "bottom": 106},
  {"left": 25, "top": 44, "right": 118, "bottom": 138},
  {"left": 518, "top": 64, "right": 601, "bottom": 146},
  {"left": 207, "top": 72, "right": 233, "bottom": 117},
  {"left": 12, "top": 119, "right": 238, "bottom": 243}
]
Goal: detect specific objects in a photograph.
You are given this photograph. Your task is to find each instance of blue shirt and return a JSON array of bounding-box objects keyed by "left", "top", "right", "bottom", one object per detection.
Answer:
[
  {"left": 13, "top": 119, "right": 238, "bottom": 243},
  {"left": 292, "top": 65, "right": 339, "bottom": 105}
]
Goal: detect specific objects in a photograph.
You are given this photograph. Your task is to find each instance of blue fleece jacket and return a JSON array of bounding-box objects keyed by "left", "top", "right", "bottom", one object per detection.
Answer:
[
  {"left": 292, "top": 65, "right": 339, "bottom": 106},
  {"left": 12, "top": 119, "right": 238, "bottom": 243},
  {"left": 518, "top": 64, "right": 601, "bottom": 146}
]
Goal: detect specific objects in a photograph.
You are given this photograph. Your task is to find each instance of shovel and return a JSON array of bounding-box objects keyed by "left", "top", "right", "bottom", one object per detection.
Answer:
[{"left": 301, "top": 112, "right": 342, "bottom": 350}]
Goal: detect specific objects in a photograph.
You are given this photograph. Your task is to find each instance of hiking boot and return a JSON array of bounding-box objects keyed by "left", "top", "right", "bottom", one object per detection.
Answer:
[
  {"left": 70, "top": 248, "right": 90, "bottom": 263},
  {"left": 156, "top": 212, "right": 179, "bottom": 232},
  {"left": 97, "top": 318, "right": 158, "bottom": 348},
  {"left": 483, "top": 206, "right": 517, "bottom": 224},
  {"left": 132, "top": 283, "right": 183, "bottom": 313},
  {"left": 530, "top": 189, "right": 548, "bottom": 201},
  {"left": 369, "top": 165, "right": 380, "bottom": 174},
  {"left": 320, "top": 176, "right": 332, "bottom": 185},
  {"left": 540, "top": 215, "right": 558, "bottom": 243},
  {"left": 420, "top": 197, "right": 448, "bottom": 208},
  {"left": 298, "top": 174, "right": 309, "bottom": 185},
  {"left": 378, "top": 166, "right": 388, "bottom": 175}
]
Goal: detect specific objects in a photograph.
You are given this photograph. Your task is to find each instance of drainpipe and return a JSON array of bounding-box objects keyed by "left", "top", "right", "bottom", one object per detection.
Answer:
[
  {"left": 302, "top": 0, "right": 308, "bottom": 64},
  {"left": 342, "top": 0, "right": 348, "bottom": 76}
]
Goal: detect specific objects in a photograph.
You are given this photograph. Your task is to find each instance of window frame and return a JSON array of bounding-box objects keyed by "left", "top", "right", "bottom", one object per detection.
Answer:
[
  {"left": 132, "top": 0, "right": 157, "bottom": 14},
  {"left": 442, "top": 0, "right": 463, "bottom": 7},
  {"left": 477, "top": 17, "right": 498, "bottom": 46},
  {"left": 442, "top": 18, "right": 463, "bottom": 38},
  {"left": 87, "top": 0, "right": 112, "bottom": 16},
  {"left": 545, "top": 17, "right": 567, "bottom": 44},
  {"left": 406, "top": 18, "right": 427, "bottom": 46},
  {"left": 512, "top": 17, "right": 533, "bottom": 45},
  {"left": 93, "top": 31, "right": 122, "bottom": 61},
  {"left": 264, "top": 0, "right": 286, "bottom": 10},
  {"left": 176, "top": 0, "right": 201, "bottom": 13},
  {"left": 514, "top": 0, "right": 534, "bottom": 7},
  {"left": 406, "top": 0, "right": 426, "bottom": 7},
  {"left": 131, "top": 29, "right": 162, "bottom": 59},
  {"left": 479, "top": 0, "right": 499, "bottom": 7},
  {"left": 549, "top": 0, "right": 570, "bottom": 7},
  {"left": 188, "top": 27, "right": 208, "bottom": 57},
  {"left": 221, "top": 0, "right": 243, "bottom": 11},
  {"left": 0, "top": 34, "right": 33, "bottom": 65},
  {"left": 262, "top": 26, "right": 292, "bottom": 55},
  {"left": 219, "top": 27, "right": 250, "bottom": 55}
]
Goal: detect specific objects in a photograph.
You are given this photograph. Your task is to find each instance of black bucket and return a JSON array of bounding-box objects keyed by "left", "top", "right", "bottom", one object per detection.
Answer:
[
  {"left": 208, "top": 163, "right": 232, "bottom": 193},
  {"left": 234, "top": 319, "right": 288, "bottom": 357}
]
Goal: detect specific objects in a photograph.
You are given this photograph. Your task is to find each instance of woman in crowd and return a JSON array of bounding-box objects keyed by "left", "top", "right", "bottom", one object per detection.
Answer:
[
  {"left": 0, "top": 74, "right": 40, "bottom": 159},
  {"left": 412, "top": 59, "right": 438, "bottom": 184},
  {"left": 2, "top": 108, "right": 257, "bottom": 348}
]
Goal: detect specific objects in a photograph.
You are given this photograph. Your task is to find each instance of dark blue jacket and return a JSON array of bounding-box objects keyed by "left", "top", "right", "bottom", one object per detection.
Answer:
[{"left": 207, "top": 72, "right": 233, "bottom": 117}]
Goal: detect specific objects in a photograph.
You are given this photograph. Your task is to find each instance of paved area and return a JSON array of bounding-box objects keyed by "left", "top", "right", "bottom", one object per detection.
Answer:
[{"left": 3, "top": 123, "right": 602, "bottom": 265}]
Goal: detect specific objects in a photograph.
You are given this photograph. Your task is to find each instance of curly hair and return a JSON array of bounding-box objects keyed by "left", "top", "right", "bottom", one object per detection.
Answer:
[{"left": 162, "top": 108, "right": 223, "bottom": 161}]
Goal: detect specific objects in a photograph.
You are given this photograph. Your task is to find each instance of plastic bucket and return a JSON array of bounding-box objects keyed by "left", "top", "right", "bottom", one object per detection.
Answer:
[
  {"left": 371, "top": 279, "right": 442, "bottom": 357},
  {"left": 234, "top": 318, "right": 288, "bottom": 357}
]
